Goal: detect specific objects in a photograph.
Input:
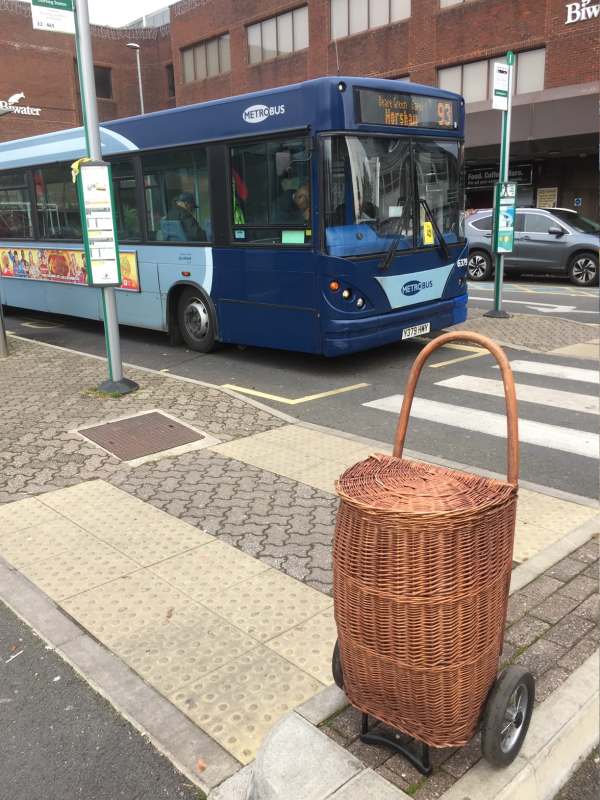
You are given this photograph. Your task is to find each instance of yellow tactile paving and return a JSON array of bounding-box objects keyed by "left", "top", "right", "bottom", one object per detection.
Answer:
[
  {"left": 19, "top": 538, "right": 139, "bottom": 601},
  {"left": 210, "top": 424, "right": 378, "bottom": 492},
  {"left": 113, "top": 618, "right": 259, "bottom": 695},
  {"left": 203, "top": 568, "right": 332, "bottom": 642},
  {"left": 61, "top": 570, "right": 198, "bottom": 648},
  {"left": 265, "top": 607, "right": 337, "bottom": 685},
  {"left": 39, "top": 480, "right": 214, "bottom": 565},
  {"left": 169, "top": 646, "right": 324, "bottom": 764},
  {"left": 150, "top": 540, "right": 269, "bottom": 604},
  {"left": 0, "top": 497, "right": 63, "bottom": 535},
  {"left": 0, "top": 517, "right": 90, "bottom": 569},
  {"left": 517, "top": 489, "right": 599, "bottom": 532}
]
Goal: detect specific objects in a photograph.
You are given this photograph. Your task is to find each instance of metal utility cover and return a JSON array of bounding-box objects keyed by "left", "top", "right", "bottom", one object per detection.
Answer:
[{"left": 80, "top": 412, "right": 205, "bottom": 461}]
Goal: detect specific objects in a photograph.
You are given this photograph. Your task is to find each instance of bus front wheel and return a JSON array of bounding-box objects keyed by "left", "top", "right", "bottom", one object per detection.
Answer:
[{"left": 177, "top": 287, "right": 217, "bottom": 353}]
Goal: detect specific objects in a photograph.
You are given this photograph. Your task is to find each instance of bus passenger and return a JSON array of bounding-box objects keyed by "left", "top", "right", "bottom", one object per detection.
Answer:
[{"left": 164, "top": 193, "right": 206, "bottom": 241}]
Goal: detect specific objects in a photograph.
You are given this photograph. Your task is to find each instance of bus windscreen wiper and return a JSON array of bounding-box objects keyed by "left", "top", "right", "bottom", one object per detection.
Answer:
[
  {"left": 419, "top": 198, "right": 450, "bottom": 261},
  {"left": 378, "top": 235, "right": 401, "bottom": 272}
]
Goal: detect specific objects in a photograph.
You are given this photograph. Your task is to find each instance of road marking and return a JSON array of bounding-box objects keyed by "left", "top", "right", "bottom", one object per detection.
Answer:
[
  {"left": 429, "top": 351, "right": 489, "bottom": 369},
  {"left": 21, "top": 320, "right": 63, "bottom": 329},
  {"left": 436, "top": 375, "right": 599, "bottom": 414},
  {"left": 502, "top": 361, "right": 599, "bottom": 384},
  {"left": 221, "top": 382, "right": 370, "bottom": 405},
  {"left": 363, "top": 395, "right": 599, "bottom": 458},
  {"left": 469, "top": 297, "right": 580, "bottom": 314}
]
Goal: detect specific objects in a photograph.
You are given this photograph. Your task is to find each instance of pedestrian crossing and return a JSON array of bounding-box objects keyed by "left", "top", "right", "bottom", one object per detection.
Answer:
[{"left": 363, "top": 358, "right": 600, "bottom": 460}]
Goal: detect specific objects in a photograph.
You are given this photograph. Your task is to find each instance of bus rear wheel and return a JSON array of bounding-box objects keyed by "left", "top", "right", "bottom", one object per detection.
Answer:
[{"left": 177, "top": 287, "right": 216, "bottom": 353}]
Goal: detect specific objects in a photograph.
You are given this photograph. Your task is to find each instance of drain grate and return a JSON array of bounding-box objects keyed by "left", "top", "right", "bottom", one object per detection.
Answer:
[{"left": 79, "top": 411, "right": 206, "bottom": 461}]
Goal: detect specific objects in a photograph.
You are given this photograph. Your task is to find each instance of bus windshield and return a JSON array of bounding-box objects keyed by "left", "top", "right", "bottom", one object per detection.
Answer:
[{"left": 323, "top": 135, "right": 464, "bottom": 258}]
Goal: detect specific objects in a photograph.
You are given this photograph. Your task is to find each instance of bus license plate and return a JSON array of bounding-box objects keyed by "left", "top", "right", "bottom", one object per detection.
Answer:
[{"left": 402, "top": 323, "right": 430, "bottom": 340}]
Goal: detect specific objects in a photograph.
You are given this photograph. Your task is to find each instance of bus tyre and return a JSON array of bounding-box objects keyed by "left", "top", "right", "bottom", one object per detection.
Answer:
[
  {"left": 568, "top": 252, "right": 598, "bottom": 287},
  {"left": 467, "top": 251, "right": 493, "bottom": 281},
  {"left": 177, "top": 287, "right": 216, "bottom": 353}
]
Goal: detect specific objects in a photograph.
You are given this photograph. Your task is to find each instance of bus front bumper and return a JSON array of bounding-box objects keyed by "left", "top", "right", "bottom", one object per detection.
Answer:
[{"left": 321, "top": 293, "right": 468, "bottom": 357}]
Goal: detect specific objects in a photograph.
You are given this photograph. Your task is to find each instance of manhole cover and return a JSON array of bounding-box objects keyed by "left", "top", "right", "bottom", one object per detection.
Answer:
[{"left": 79, "top": 411, "right": 206, "bottom": 461}]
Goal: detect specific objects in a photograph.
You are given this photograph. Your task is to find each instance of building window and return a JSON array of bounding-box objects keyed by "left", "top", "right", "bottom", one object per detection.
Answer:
[
  {"left": 166, "top": 63, "right": 175, "bottom": 97},
  {"left": 94, "top": 66, "right": 112, "bottom": 99},
  {"left": 440, "top": 0, "right": 465, "bottom": 6},
  {"left": 0, "top": 172, "right": 32, "bottom": 239},
  {"left": 181, "top": 34, "right": 230, "bottom": 83},
  {"left": 438, "top": 49, "right": 545, "bottom": 102},
  {"left": 331, "top": 0, "right": 411, "bottom": 40},
  {"left": 247, "top": 6, "right": 309, "bottom": 64}
]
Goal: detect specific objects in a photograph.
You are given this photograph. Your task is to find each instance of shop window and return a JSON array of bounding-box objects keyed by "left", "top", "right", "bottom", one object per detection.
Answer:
[
  {"left": 110, "top": 158, "right": 141, "bottom": 241},
  {"left": 0, "top": 172, "right": 32, "bottom": 239},
  {"left": 247, "top": 6, "right": 309, "bottom": 64},
  {"left": 230, "top": 136, "right": 312, "bottom": 245},
  {"left": 181, "top": 34, "right": 230, "bottom": 83},
  {"left": 331, "top": 0, "right": 410, "bottom": 40},
  {"left": 94, "top": 66, "right": 112, "bottom": 99},
  {"left": 166, "top": 63, "right": 175, "bottom": 97},
  {"left": 142, "top": 149, "right": 211, "bottom": 242},
  {"left": 34, "top": 164, "right": 82, "bottom": 240}
]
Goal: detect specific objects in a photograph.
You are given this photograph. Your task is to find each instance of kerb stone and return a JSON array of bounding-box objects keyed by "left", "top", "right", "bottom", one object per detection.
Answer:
[
  {"left": 248, "top": 712, "right": 361, "bottom": 800},
  {"left": 330, "top": 769, "right": 411, "bottom": 799}
]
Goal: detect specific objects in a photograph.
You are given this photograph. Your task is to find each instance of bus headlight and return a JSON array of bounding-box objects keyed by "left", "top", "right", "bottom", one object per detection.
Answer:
[
  {"left": 356, "top": 297, "right": 365, "bottom": 308},
  {"left": 342, "top": 289, "right": 352, "bottom": 300}
]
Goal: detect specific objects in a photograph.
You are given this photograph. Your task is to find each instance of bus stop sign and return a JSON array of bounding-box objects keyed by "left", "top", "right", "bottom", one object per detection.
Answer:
[{"left": 493, "top": 181, "right": 517, "bottom": 254}]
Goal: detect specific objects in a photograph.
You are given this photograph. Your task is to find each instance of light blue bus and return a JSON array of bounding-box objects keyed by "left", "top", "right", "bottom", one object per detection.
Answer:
[{"left": 0, "top": 77, "right": 468, "bottom": 356}]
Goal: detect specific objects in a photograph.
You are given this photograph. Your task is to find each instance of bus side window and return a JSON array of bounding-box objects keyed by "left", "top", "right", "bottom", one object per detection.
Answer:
[
  {"left": 230, "top": 136, "right": 312, "bottom": 245},
  {"left": 34, "top": 164, "right": 82, "bottom": 241},
  {"left": 141, "top": 148, "right": 211, "bottom": 243},
  {"left": 110, "top": 158, "right": 141, "bottom": 241},
  {"left": 0, "top": 171, "right": 33, "bottom": 239}
]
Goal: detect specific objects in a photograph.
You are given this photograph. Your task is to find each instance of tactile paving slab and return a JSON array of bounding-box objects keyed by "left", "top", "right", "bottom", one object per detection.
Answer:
[
  {"left": 0, "top": 517, "right": 89, "bottom": 569},
  {"left": 0, "top": 497, "right": 64, "bottom": 536},
  {"left": 78, "top": 411, "right": 207, "bottom": 461},
  {"left": 265, "top": 607, "right": 337, "bottom": 685},
  {"left": 169, "top": 646, "right": 323, "bottom": 764},
  {"left": 203, "top": 568, "right": 333, "bottom": 642}
]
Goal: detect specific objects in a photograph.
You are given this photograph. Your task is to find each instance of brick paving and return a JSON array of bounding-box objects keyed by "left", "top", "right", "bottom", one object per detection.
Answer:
[
  {"left": 320, "top": 535, "right": 599, "bottom": 794},
  {"left": 451, "top": 310, "right": 599, "bottom": 352}
]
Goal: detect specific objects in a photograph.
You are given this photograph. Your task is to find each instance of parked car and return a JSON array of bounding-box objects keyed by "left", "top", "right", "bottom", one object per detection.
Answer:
[{"left": 466, "top": 207, "right": 600, "bottom": 286}]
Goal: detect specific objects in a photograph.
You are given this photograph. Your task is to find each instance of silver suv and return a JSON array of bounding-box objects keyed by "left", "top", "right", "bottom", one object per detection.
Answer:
[{"left": 466, "top": 208, "right": 600, "bottom": 286}]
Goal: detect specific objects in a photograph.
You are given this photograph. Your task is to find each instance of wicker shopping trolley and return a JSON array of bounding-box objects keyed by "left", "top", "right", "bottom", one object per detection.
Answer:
[{"left": 331, "top": 332, "right": 535, "bottom": 774}]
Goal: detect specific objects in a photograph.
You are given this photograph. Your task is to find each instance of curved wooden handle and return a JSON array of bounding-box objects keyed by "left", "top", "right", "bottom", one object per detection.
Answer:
[{"left": 393, "top": 331, "right": 519, "bottom": 486}]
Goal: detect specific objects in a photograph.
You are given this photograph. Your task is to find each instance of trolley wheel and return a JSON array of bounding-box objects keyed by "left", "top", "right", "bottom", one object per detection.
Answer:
[
  {"left": 481, "top": 666, "right": 535, "bottom": 767},
  {"left": 332, "top": 640, "right": 344, "bottom": 690}
]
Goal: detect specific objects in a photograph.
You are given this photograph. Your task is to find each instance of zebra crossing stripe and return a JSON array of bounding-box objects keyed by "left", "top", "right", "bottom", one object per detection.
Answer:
[
  {"left": 363, "top": 396, "right": 599, "bottom": 459},
  {"left": 436, "top": 375, "right": 599, "bottom": 415},
  {"left": 500, "top": 361, "right": 599, "bottom": 384}
]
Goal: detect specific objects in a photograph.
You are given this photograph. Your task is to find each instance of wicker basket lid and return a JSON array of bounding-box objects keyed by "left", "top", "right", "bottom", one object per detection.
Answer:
[{"left": 336, "top": 454, "right": 516, "bottom": 515}]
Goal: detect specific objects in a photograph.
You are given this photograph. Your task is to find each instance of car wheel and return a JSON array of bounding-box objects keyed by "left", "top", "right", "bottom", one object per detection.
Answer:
[
  {"left": 568, "top": 253, "right": 599, "bottom": 287},
  {"left": 467, "top": 251, "right": 493, "bottom": 281},
  {"left": 177, "top": 287, "right": 217, "bottom": 352}
]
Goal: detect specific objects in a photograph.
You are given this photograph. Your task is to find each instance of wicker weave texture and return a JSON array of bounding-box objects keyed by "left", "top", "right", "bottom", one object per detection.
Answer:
[{"left": 333, "top": 457, "right": 517, "bottom": 748}]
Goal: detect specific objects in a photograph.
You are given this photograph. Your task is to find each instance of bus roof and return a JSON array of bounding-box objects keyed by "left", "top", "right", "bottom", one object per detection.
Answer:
[{"left": 0, "top": 76, "right": 464, "bottom": 171}]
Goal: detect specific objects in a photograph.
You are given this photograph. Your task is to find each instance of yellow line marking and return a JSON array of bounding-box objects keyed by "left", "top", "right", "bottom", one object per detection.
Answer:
[
  {"left": 221, "top": 382, "right": 370, "bottom": 405},
  {"left": 429, "top": 351, "right": 489, "bottom": 369}
]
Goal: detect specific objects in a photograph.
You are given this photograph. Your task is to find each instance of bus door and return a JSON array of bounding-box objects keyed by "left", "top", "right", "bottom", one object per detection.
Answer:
[{"left": 212, "top": 135, "right": 319, "bottom": 353}]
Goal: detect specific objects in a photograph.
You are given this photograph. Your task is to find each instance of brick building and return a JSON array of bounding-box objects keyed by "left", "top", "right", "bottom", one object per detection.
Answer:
[{"left": 1, "top": 0, "right": 598, "bottom": 214}]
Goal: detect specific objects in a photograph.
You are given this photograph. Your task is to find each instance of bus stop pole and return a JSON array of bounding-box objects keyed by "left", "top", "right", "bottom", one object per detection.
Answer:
[
  {"left": 74, "top": 0, "right": 137, "bottom": 393},
  {"left": 486, "top": 51, "right": 514, "bottom": 319}
]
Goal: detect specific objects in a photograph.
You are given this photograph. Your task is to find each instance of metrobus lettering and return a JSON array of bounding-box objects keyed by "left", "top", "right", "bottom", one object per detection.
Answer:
[
  {"left": 242, "top": 104, "right": 286, "bottom": 123},
  {"left": 565, "top": 1, "right": 600, "bottom": 23},
  {"left": 402, "top": 279, "right": 434, "bottom": 296}
]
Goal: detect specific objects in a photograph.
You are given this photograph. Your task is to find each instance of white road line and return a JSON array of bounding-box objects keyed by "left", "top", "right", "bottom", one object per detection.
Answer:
[
  {"left": 363, "top": 396, "right": 599, "bottom": 459},
  {"left": 499, "top": 361, "right": 599, "bottom": 384},
  {"left": 436, "top": 375, "right": 599, "bottom": 415}
]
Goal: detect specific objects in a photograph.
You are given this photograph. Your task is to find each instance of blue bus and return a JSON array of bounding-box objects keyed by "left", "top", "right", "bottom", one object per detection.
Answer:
[{"left": 0, "top": 77, "right": 467, "bottom": 356}]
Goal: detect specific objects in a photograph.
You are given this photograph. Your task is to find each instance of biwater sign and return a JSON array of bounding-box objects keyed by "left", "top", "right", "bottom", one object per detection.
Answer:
[
  {"left": 0, "top": 93, "right": 42, "bottom": 117},
  {"left": 31, "top": 0, "right": 75, "bottom": 35},
  {"left": 565, "top": 1, "right": 600, "bottom": 23}
]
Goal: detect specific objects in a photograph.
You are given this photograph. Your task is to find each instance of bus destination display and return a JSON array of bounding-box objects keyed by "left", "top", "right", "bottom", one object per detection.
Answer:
[{"left": 356, "top": 89, "right": 458, "bottom": 130}]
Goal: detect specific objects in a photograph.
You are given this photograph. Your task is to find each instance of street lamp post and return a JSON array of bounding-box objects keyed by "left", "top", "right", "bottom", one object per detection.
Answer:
[
  {"left": 0, "top": 106, "right": 12, "bottom": 356},
  {"left": 126, "top": 43, "right": 145, "bottom": 115}
]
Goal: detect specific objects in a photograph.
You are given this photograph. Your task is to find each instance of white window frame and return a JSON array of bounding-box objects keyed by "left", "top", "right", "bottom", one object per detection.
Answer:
[
  {"left": 247, "top": 5, "right": 310, "bottom": 65},
  {"left": 331, "top": 0, "right": 411, "bottom": 40},
  {"left": 181, "top": 33, "right": 231, "bottom": 83}
]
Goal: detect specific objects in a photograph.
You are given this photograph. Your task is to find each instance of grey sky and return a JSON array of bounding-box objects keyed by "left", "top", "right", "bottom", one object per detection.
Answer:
[{"left": 87, "top": 0, "right": 178, "bottom": 27}]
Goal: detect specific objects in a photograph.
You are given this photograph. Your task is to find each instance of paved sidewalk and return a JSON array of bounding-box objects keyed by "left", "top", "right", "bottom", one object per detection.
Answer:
[
  {"left": 0, "top": 333, "right": 598, "bottom": 796},
  {"left": 450, "top": 310, "right": 599, "bottom": 356}
]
